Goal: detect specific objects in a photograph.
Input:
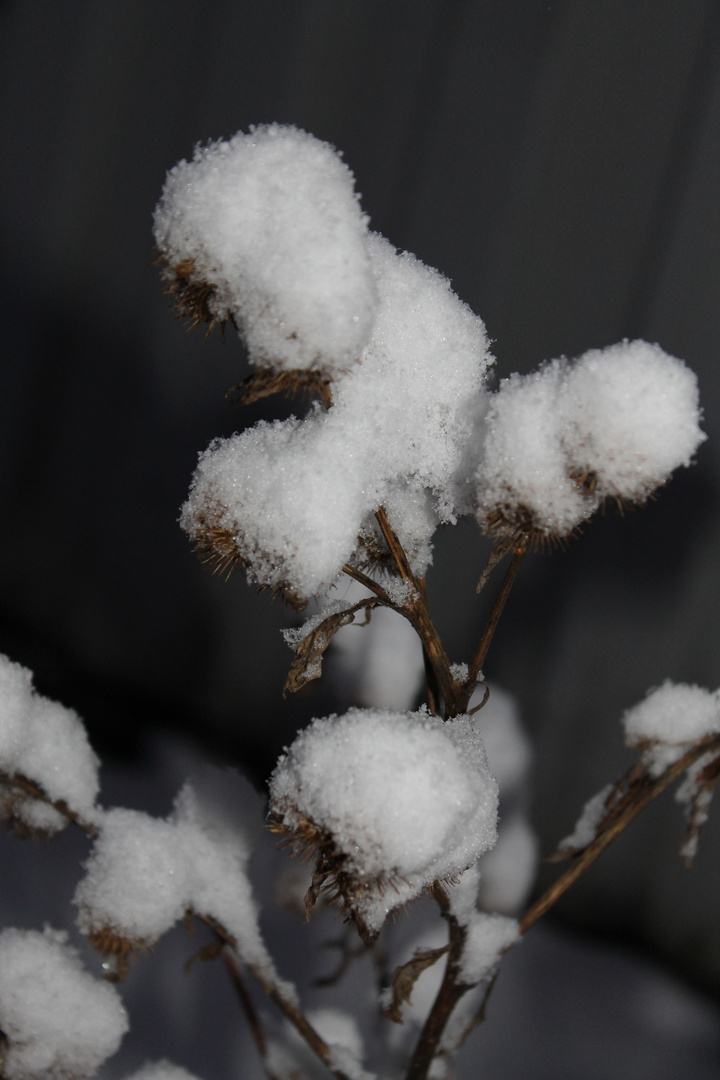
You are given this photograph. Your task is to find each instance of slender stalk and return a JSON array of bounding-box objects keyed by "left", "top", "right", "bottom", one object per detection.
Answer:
[
  {"left": 460, "top": 549, "right": 526, "bottom": 711},
  {"left": 520, "top": 734, "right": 720, "bottom": 935},
  {"left": 374, "top": 508, "right": 458, "bottom": 714},
  {"left": 342, "top": 562, "right": 394, "bottom": 604},
  {"left": 0, "top": 770, "right": 99, "bottom": 838},
  {"left": 195, "top": 914, "right": 359, "bottom": 1080},
  {"left": 405, "top": 897, "right": 470, "bottom": 1080},
  {"left": 222, "top": 951, "right": 279, "bottom": 1080}
]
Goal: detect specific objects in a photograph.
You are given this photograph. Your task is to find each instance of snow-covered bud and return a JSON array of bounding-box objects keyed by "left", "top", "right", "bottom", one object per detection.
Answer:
[
  {"left": 0, "top": 654, "right": 100, "bottom": 835},
  {"left": 153, "top": 124, "right": 377, "bottom": 373},
  {"left": 0, "top": 927, "right": 128, "bottom": 1079},
  {"left": 268, "top": 708, "right": 499, "bottom": 941},
  {"left": 476, "top": 340, "right": 705, "bottom": 540}
]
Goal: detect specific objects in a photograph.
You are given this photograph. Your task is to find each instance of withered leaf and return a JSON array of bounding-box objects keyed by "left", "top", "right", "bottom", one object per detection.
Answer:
[
  {"left": 382, "top": 945, "right": 451, "bottom": 1024},
  {"left": 284, "top": 598, "right": 381, "bottom": 695},
  {"left": 226, "top": 367, "right": 333, "bottom": 409}
]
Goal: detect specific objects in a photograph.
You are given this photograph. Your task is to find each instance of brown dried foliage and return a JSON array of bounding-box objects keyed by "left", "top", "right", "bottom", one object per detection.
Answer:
[
  {"left": 226, "top": 367, "right": 333, "bottom": 410},
  {"left": 157, "top": 254, "right": 224, "bottom": 335},
  {"left": 383, "top": 945, "right": 451, "bottom": 1024}
]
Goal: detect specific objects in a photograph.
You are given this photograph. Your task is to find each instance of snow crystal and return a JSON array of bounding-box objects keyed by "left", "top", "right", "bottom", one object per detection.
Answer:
[
  {"left": 0, "top": 926, "right": 128, "bottom": 1079},
  {"left": 623, "top": 681, "right": 720, "bottom": 775},
  {"left": 269, "top": 708, "right": 498, "bottom": 934},
  {"left": 476, "top": 341, "right": 704, "bottom": 536},
  {"left": 154, "top": 124, "right": 377, "bottom": 372},
  {"left": 182, "top": 234, "right": 492, "bottom": 599},
  {"left": 557, "top": 783, "right": 614, "bottom": 853},
  {"left": 0, "top": 654, "right": 99, "bottom": 828},
  {"left": 75, "top": 770, "right": 293, "bottom": 998}
]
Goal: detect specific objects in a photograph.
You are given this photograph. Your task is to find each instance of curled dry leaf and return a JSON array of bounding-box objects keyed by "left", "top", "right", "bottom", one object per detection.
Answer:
[
  {"left": 383, "top": 945, "right": 451, "bottom": 1024},
  {"left": 283, "top": 598, "right": 382, "bottom": 695}
]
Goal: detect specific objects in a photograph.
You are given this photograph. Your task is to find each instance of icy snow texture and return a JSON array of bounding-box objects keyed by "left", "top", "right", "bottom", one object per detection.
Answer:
[
  {"left": 153, "top": 125, "right": 376, "bottom": 372},
  {"left": 182, "top": 233, "right": 492, "bottom": 598},
  {"left": 0, "top": 926, "right": 128, "bottom": 1079},
  {"left": 0, "top": 653, "right": 99, "bottom": 830},
  {"left": 476, "top": 341, "right": 705, "bottom": 535},
  {"left": 269, "top": 708, "right": 498, "bottom": 934},
  {"left": 622, "top": 681, "right": 720, "bottom": 776},
  {"left": 75, "top": 769, "right": 292, "bottom": 997}
]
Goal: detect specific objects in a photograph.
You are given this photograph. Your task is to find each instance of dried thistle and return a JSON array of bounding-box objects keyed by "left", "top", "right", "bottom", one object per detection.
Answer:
[{"left": 156, "top": 253, "right": 224, "bottom": 336}]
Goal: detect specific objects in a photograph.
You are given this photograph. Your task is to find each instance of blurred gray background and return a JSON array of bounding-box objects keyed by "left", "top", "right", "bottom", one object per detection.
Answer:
[{"left": 1, "top": 0, "right": 719, "bottom": 1062}]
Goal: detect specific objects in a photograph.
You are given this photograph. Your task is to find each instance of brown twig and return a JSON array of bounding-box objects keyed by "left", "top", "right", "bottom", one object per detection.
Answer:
[
  {"left": 0, "top": 770, "right": 99, "bottom": 839},
  {"left": 222, "top": 951, "right": 279, "bottom": 1079},
  {"left": 462, "top": 549, "right": 526, "bottom": 710},
  {"left": 341, "top": 563, "right": 394, "bottom": 604},
  {"left": 195, "top": 914, "right": 359, "bottom": 1080},
  {"left": 374, "top": 508, "right": 457, "bottom": 716},
  {"left": 405, "top": 896, "right": 471, "bottom": 1080},
  {"left": 519, "top": 734, "right": 720, "bottom": 935}
]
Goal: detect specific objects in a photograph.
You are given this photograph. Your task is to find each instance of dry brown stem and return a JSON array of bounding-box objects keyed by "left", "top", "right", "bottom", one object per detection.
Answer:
[
  {"left": 194, "top": 913, "right": 359, "bottom": 1080},
  {"left": 405, "top": 896, "right": 472, "bottom": 1080},
  {"left": 520, "top": 733, "right": 720, "bottom": 935},
  {"left": 0, "top": 770, "right": 99, "bottom": 839}
]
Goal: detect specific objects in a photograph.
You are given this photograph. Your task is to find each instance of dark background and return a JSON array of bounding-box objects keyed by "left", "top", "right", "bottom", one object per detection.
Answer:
[{"left": 1, "top": 0, "right": 719, "bottom": 1026}]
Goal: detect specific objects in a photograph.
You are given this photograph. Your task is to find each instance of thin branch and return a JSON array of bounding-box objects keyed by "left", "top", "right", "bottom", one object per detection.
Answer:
[
  {"left": 195, "top": 914, "right": 359, "bottom": 1080},
  {"left": 405, "top": 896, "right": 470, "bottom": 1080},
  {"left": 519, "top": 734, "right": 720, "bottom": 935},
  {"left": 0, "top": 770, "right": 99, "bottom": 839},
  {"left": 374, "top": 509, "right": 457, "bottom": 716},
  {"left": 222, "top": 951, "right": 280, "bottom": 1080},
  {"left": 342, "top": 563, "right": 394, "bottom": 604},
  {"left": 465, "top": 549, "right": 526, "bottom": 697}
]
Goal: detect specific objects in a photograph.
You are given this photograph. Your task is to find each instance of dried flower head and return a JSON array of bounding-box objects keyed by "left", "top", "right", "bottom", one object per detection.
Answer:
[{"left": 268, "top": 708, "right": 499, "bottom": 940}]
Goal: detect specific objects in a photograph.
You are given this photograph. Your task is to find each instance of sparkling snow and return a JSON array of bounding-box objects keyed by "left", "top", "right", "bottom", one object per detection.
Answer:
[
  {"left": 0, "top": 926, "right": 128, "bottom": 1079},
  {"left": 0, "top": 654, "right": 100, "bottom": 831},
  {"left": 268, "top": 708, "right": 499, "bottom": 934}
]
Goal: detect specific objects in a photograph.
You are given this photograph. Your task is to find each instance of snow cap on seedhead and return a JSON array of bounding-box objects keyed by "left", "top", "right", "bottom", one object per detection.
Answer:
[
  {"left": 153, "top": 124, "right": 377, "bottom": 372},
  {"left": 268, "top": 707, "right": 499, "bottom": 940}
]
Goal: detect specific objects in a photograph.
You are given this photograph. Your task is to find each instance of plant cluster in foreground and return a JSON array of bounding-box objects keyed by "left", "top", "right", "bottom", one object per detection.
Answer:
[{"left": 0, "top": 125, "right": 718, "bottom": 1080}]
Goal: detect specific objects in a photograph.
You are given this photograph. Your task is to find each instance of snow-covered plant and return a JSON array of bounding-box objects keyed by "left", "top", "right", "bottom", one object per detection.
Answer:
[{"left": 1, "top": 124, "right": 718, "bottom": 1080}]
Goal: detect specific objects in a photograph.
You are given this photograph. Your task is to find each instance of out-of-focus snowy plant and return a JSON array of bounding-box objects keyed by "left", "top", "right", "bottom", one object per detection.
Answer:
[{"left": 0, "top": 124, "right": 718, "bottom": 1080}]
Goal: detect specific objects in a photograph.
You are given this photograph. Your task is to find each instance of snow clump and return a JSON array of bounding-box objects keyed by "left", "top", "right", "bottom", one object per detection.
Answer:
[
  {"left": 622, "top": 681, "right": 720, "bottom": 776},
  {"left": 268, "top": 707, "right": 499, "bottom": 938},
  {"left": 0, "top": 926, "right": 128, "bottom": 1079},
  {"left": 75, "top": 769, "right": 292, "bottom": 996},
  {"left": 153, "top": 124, "right": 377, "bottom": 372},
  {"left": 181, "top": 233, "right": 493, "bottom": 599},
  {"left": 0, "top": 653, "right": 100, "bottom": 832},
  {"left": 476, "top": 340, "right": 705, "bottom": 537}
]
